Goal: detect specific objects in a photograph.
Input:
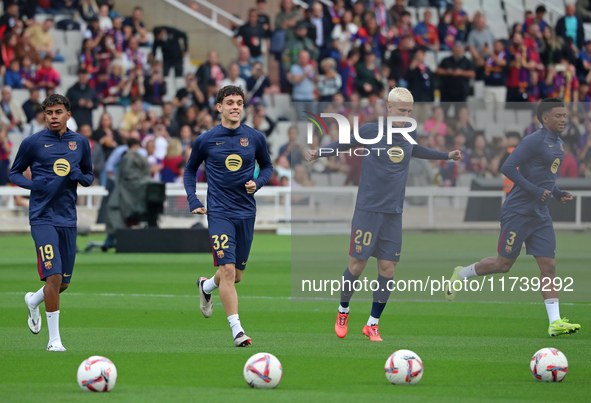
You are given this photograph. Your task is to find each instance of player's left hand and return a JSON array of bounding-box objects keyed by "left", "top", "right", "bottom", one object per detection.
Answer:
[
  {"left": 448, "top": 150, "right": 462, "bottom": 161},
  {"left": 560, "top": 193, "right": 573, "bottom": 204},
  {"left": 245, "top": 180, "right": 257, "bottom": 194}
]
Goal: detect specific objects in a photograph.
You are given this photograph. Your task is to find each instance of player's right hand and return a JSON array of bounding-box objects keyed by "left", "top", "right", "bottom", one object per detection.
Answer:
[
  {"left": 305, "top": 149, "right": 319, "bottom": 161},
  {"left": 191, "top": 207, "right": 207, "bottom": 215},
  {"left": 540, "top": 189, "right": 551, "bottom": 202}
]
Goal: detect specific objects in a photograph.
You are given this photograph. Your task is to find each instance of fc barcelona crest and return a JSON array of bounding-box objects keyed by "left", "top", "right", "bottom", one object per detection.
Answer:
[
  {"left": 505, "top": 245, "right": 512, "bottom": 254},
  {"left": 355, "top": 245, "right": 362, "bottom": 253},
  {"left": 44, "top": 261, "right": 53, "bottom": 270},
  {"left": 69, "top": 141, "right": 77, "bottom": 150},
  {"left": 217, "top": 250, "right": 225, "bottom": 259},
  {"left": 240, "top": 138, "right": 249, "bottom": 147}
]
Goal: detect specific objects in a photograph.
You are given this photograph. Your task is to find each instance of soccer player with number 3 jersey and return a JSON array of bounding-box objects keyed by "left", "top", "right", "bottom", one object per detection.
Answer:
[
  {"left": 306, "top": 88, "right": 462, "bottom": 341},
  {"left": 9, "top": 94, "right": 94, "bottom": 351},
  {"left": 184, "top": 86, "right": 273, "bottom": 347},
  {"left": 445, "top": 98, "right": 581, "bottom": 337}
]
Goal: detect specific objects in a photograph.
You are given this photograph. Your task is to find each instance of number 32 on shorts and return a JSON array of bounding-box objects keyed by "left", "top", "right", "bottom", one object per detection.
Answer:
[
  {"left": 354, "top": 230, "right": 372, "bottom": 246},
  {"left": 212, "top": 234, "right": 229, "bottom": 250}
]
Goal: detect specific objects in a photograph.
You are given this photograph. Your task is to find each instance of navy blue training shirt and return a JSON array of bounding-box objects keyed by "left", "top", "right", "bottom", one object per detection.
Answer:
[
  {"left": 184, "top": 124, "right": 273, "bottom": 219},
  {"left": 501, "top": 127, "right": 566, "bottom": 217},
  {"left": 9, "top": 128, "right": 94, "bottom": 227},
  {"left": 319, "top": 121, "right": 449, "bottom": 214}
]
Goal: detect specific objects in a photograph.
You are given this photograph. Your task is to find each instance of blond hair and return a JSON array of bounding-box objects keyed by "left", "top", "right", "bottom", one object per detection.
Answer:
[{"left": 388, "top": 87, "right": 414, "bottom": 103}]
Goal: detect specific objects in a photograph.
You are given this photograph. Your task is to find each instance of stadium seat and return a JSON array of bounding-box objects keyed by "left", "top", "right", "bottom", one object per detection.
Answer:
[
  {"left": 105, "top": 105, "right": 126, "bottom": 128},
  {"left": 148, "top": 104, "right": 163, "bottom": 117},
  {"left": 473, "top": 81, "right": 485, "bottom": 99},
  {"left": 482, "top": 0, "right": 502, "bottom": 11},
  {"left": 310, "top": 172, "right": 330, "bottom": 187},
  {"left": 424, "top": 51, "right": 437, "bottom": 71},
  {"left": 58, "top": 74, "right": 79, "bottom": 94},
  {"left": 92, "top": 106, "right": 105, "bottom": 128},
  {"left": 11, "top": 89, "right": 30, "bottom": 105},
  {"left": 436, "top": 50, "right": 451, "bottom": 64},
  {"left": 489, "top": 23, "right": 510, "bottom": 39}
]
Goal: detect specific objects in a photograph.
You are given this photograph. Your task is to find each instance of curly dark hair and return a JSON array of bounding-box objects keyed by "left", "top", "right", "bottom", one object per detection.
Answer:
[
  {"left": 216, "top": 85, "right": 245, "bottom": 105},
  {"left": 536, "top": 97, "right": 565, "bottom": 123},
  {"left": 41, "top": 94, "right": 71, "bottom": 112}
]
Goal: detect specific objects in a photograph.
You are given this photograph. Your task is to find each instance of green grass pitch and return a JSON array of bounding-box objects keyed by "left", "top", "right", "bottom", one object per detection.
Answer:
[{"left": 0, "top": 232, "right": 590, "bottom": 402}]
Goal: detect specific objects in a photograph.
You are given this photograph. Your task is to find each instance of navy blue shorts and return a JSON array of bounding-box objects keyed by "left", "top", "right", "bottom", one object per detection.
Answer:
[
  {"left": 349, "top": 210, "right": 402, "bottom": 262},
  {"left": 498, "top": 211, "right": 556, "bottom": 259},
  {"left": 31, "top": 225, "right": 77, "bottom": 283},
  {"left": 207, "top": 215, "right": 255, "bottom": 270}
]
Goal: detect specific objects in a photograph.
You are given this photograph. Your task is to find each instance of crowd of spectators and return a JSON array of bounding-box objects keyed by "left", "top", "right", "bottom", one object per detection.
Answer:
[{"left": 2, "top": 0, "right": 591, "bottom": 195}]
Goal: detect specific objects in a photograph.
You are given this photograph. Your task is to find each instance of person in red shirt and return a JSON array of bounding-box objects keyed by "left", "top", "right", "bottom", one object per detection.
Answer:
[
  {"left": 34, "top": 56, "right": 60, "bottom": 91},
  {"left": 414, "top": 9, "right": 439, "bottom": 51},
  {"left": 560, "top": 142, "right": 578, "bottom": 178}
]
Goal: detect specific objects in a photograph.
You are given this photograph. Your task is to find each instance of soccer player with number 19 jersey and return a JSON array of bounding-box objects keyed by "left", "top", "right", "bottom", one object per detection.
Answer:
[
  {"left": 9, "top": 94, "right": 94, "bottom": 351},
  {"left": 184, "top": 86, "right": 273, "bottom": 347},
  {"left": 445, "top": 98, "right": 581, "bottom": 337}
]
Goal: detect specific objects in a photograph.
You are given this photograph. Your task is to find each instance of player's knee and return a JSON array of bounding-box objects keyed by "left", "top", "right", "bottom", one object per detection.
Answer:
[
  {"left": 496, "top": 260, "right": 513, "bottom": 273},
  {"left": 539, "top": 260, "right": 556, "bottom": 276},
  {"left": 60, "top": 283, "right": 69, "bottom": 292},
  {"left": 219, "top": 264, "right": 236, "bottom": 281}
]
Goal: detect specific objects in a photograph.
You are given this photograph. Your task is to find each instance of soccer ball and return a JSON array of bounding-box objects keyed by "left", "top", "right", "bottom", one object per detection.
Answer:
[
  {"left": 530, "top": 348, "right": 568, "bottom": 382},
  {"left": 243, "top": 352, "right": 283, "bottom": 389},
  {"left": 384, "top": 349, "right": 423, "bottom": 385},
  {"left": 76, "top": 356, "right": 118, "bottom": 392}
]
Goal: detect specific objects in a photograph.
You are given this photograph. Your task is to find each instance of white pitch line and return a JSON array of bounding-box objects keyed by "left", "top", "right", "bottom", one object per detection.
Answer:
[{"left": 0, "top": 291, "right": 589, "bottom": 305}]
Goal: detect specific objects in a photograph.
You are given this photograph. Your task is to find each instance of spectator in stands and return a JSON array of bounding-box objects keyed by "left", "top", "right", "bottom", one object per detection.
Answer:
[
  {"left": 233, "top": 8, "right": 269, "bottom": 64},
  {"left": 451, "top": 0, "right": 469, "bottom": 42},
  {"left": 467, "top": 11, "right": 495, "bottom": 80},
  {"left": 173, "top": 74, "right": 204, "bottom": 123},
  {"left": 287, "top": 49, "right": 316, "bottom": 104},
  {"left": 317, "top": 58, "right": 342, "bottom": 102},
  {"left": 0, "top": 86, "right": 26, "bottom": 134},
  {"left": 454, "top": 106, "right": 477, "bottom": 149},
  {"left": 236, "top": 46, "right": 252, "bottom": 80},
  {"left": 546, "top": 58, "right": 579, "bottom": 104},
  {"left": 283, "top": 21, "right": 318, "bottom": 70},
  {"left": 143, "top": 60, "right": 167, "bottom": 105},
  {"left": 355, "top": 51, "right": 384, "bottom": 99},
  {"left": 4, "top": 59, "right": 23, "bottom": 88},
  {"left": 279, "top": 125, "right": 304, "bottom": 167},
  {"left": 245, "top": 103, "right": 276, "bottom": 140},
  {"left": 0, "top": 1, "right": 19, "bottom": 42},
  {"left": 332, "top": 9, "right": 357, "bottom": 59},
  {"left": 355, "top": 16, "right": 387, "bottom": 61},
  {"left": 559, "top": 142, "right": 579, "bottom": 178},
  {"left": 22, "top": 87, "right": 40, "bottom": 123},
  {"left": 221, "top": 62, "right": 247, "bottom": 90},
  {"left": 576, "top": 39, "right": 591, "bottom": 81},
  {"left": 435, "top": 42, "right": 475, "bottom": 109},
  {"left": 123, "top": 36, "right": 145, "bottom": 71},
  {"left": 160, "top": 138, "right": 183, "bottom": 183},
  {"left": 93, "top": 112, "right": 122, "bottom": 167},
  {"left": 556, "top": 3, "right": 585, "bottom": 50},
  {"left": 14, "top": 29, "right": 41, "bottom": 66},
  {"left": 256, "top": 0, "right": 271, "bottom": 35},
  {"left": 275, "top": 0, "right": 301, "bottom": 42},
  {"left": 438, "top": 8, "right": 458, "bottom": 51},
  {"left": 467, "top": 134, "right": 491, "bottom": 177},
  {"left": 339, "top": 48, "right": 359, "bottom": 100},
  {"left": 523, "top": 19, "right": 543, "bottom": 53},
  {"left": 414, "top": 9, "right": 439, "bottom": 52},
  {"left": 109, "top": 15, "right": 126, "bottom": 52},
  {"left": 245, "top": 62, "right": 271, "bottom": 103},
  {"left": 539, "top": 26, "right": 565, "bottom": 68},
  {"left": 98, "top": 3, "right": 113, "bottom": 31},
  {"left": 160, "top": 102, "right": 179, "bottom": 138},
  {"left": 0, "top": 32, "right": 18, "bottom": 74},
  {"left": 66, "top": 68, "right": 98, "bottom": 127},
  {"left": 387, "top": 34, "right": 415, "bottom": 88},
  {"left": 389, "top": 0, "right": 406, "bottom": 26},
  {"left": 77, "top": 0, "right": 100, "bottom": 23},
  {"left": 96, "top": 60, "right": 125, "bottom": 105},
  {"left": 23, "top": 104, "right": 45, "bottom": 137},
  {"left": 123, "top": 6, "right": 149, "bottom": 45},
  {"left": 308, "top": 1, "right": 334, "bottom": 60},
  {"left": 79, "top": 123, "right": 105, "bottom": 183},
  {"left": 79, "top": 38, "right": 99, "bottom": 76},
  {"left": 424, "top": 106, "right": 448, "bottom": 140},
  {"left": 525, "top": 69, "right": 545, "bottom": 102},
  {"left": 505, "top": 32, "right": 538, "bottom": 103},
  {"left": 26, "top": 18, "right": 61, "bottom": 61},
  {"left": 483, "top": 39, "right": 508, "bottom": 104},
  {"left": 405, "top": 47, "right": 434, "bottom": 107},
  {"left": 18, "top": 55, "right": 35, "bottom": 87},
  {"left": 526, "top": 5, "right": 549, "bottom": 34},
  {"left": 563, "top": 113, "right": 581, "bottom": 151},
  {"left": 524, "top": 111, "right": 541, "bottom": 136},
  {"left": 196, "top": 50, "right": 227, "bottom": 93},
  {"left": 0, "top": 124, "right": 11, "bottom": 186},
  {"left": 121, "top": 65, "right": 145, "bottom": 102},
  {"left": 352, "top": 1, "right": 366, "bottom": 27},
  {"left": 120, "top": 97, "right": 146, "bottom": 138},
  {"left": 178, "top": 124, "right": 192, "bottom": 152},
  {"left": 152, "top": 26, "right": 188, "bottom": 77}
]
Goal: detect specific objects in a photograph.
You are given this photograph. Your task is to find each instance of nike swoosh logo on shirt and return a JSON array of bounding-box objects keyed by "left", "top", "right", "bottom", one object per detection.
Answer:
[
  {"left": 63, "top": 274, "right": 71, "bottom": 277},
  {"left": 548, "top": 145, "right": 554, "bottom": 147},
  {"left": 45, "top": 144, "right": 54, "bottom": 147},
  {"left": 216, "top": 142, "right": 225, "bottom": 145}
]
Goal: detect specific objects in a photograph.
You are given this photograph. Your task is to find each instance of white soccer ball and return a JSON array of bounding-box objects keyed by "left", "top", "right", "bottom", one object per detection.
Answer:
[
  {"left": 530, "top": 347, "right": 568, "bottom": 382},
  {"left": 384, "top": 349, "right": 423, "bottom": 385},
  {"left": 76, "top": 356, "right": 118, "bottom": 392},
  {"left": 243, "top": 352, "right": 283, "bottom": 389}
]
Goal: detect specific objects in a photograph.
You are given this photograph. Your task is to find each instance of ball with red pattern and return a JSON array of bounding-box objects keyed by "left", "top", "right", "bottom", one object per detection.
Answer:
[{"left": 76, "top": 356, "right": 118, "bottom": 392}]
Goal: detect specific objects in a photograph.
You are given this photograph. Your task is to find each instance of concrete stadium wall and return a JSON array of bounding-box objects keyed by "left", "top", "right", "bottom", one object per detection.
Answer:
[{"left": 114, "top": 0, "right": 237, "bottom": 65}]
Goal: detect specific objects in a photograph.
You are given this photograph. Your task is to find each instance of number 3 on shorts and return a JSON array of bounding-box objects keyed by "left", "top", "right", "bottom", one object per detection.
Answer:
[
  {"left": 212, "top": 234, "right": 229, "bottom": 250},
  {"left": 506, "top": 231, "right": 517, "bottom": 246}
]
